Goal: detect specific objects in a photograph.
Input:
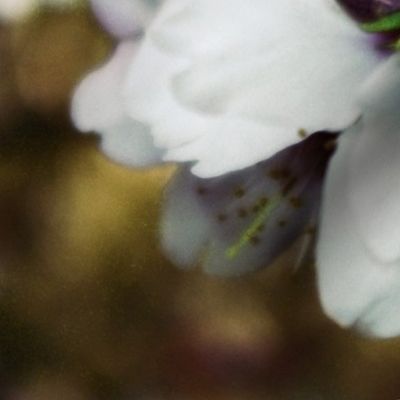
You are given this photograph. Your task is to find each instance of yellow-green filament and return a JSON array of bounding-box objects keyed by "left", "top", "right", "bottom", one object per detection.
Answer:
[{"left": 226, "top": 194, "right": 282, "bottom": 260}]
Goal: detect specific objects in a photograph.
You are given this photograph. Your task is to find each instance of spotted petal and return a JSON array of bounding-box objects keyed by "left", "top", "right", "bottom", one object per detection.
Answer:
[{"left": 162, "top": 133, "right": 335, "bottom": 276}]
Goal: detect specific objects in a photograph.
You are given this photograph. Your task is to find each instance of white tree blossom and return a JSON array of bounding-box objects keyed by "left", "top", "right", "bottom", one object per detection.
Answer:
[{"left": 72, "top": 0, "right": 400, "bottom": 336}]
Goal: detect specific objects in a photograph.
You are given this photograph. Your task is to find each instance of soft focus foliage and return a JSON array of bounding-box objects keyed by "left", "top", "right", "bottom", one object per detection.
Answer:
[{"left": 2, "top": 2, "right": 400, "bottom": 400}]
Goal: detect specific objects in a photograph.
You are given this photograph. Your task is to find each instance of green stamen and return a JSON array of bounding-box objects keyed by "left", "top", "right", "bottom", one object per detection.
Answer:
[
  {"left": 361, "top": 11, "right": 400, "bottom": 32},
  {"left": 226, "top": 194, "right": 282, "bottom": 260}
]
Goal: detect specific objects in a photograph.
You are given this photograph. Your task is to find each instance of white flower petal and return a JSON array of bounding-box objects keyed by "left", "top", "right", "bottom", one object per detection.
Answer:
[
  {"left": 162, "top": 133, "right": 334, "bottom": 276},
  {"left": 125, "top": 35, "right": 329, "bottom": 177},
  {"left": 122, "top": 0, "right": 383, "bottom": 176},
  {"left": 71, "top": 41, "right": 162, "bottom": 167},
  {"left": 90, "top": 0, "right": 163, "bottom": 38},
  {"left": 317, "top": 125, "right": 400, "bottom": 338},
  {"left": 348, "top": 54, "right": 400, "bottom": 263},
  {"left": 123, "top": 37, "right": 203, "bottom": 149},
  {"left": 72, "top": 42, "right": 137, "bottom": 131},
  {"left": 154, "top": 0, "right": 381, "bottom": 133},
  {"left": 99, "top": 119, "right": 163, "bottom": 166},
  {"left": 163, "top": 119, "right": 301, "bottom": 178}
]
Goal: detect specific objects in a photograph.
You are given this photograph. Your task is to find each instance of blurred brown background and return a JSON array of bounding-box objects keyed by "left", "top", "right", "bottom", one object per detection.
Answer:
[{"left": 0, "top": 3, "right": 400, "bottom": 399}]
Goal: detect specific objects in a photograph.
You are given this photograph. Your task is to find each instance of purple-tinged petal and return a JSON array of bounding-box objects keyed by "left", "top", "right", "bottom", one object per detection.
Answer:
[{"left": 162, "top": 133, "right": 336, "bottom": 276}]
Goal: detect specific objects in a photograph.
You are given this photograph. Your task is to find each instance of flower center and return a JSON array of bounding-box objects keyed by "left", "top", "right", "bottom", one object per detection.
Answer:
[
  {"left": 338, "top": 0, "right": 400, "bottom": 22},
  {"left": 338, "top": 0, "right": 400, "bottom": 51}
]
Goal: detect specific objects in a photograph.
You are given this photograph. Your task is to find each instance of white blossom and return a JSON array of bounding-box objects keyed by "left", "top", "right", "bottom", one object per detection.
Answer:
[
  {"left": 72, "top": 0, "right": 400, "bottom": 336},
  {"left": 317, "top": 54, "right": 400, "bottom": 338}
]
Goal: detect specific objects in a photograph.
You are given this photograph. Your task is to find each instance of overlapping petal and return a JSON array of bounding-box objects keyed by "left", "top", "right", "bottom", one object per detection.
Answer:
[
  {"left": 71, "top": 41, "right": 163, "bottom": 167},
  {"left": 74, "top": 0, "right": 385, "bottom": 178},
  {"left": 122, "top": 0, "right": 382, "bottom": 177},
  {"left": 124, "top": 36, "right": 300, "bottom": 177},
  {"left": 157, "top": 0, "right": 376, "bottom": 133}
]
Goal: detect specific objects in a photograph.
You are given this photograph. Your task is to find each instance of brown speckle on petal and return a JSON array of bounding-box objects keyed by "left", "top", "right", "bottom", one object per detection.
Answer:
[
  {"left": 278, "top": 220, "right": 287, "bottom": 228},
  {"left": 298, "top": 128, "right": 308, "bottom": 139},
  {"left": 234, "top": 187, "right": 246, "bottom": 198},
  {"left": 250, "top": 236, "right": 261, "bottom": 246},
  {"left": 258, "top": 197, "right": 269, "bottom": 208},
  {"left": 217, "top": 213, "right": 228, "bottom": 223},
  {"left": 196, "top": 186, "right": 208, "bottom": 195},
  {"left": 289, "top": 196, "right": 303, "bottom": 209},
  {"left": 237, "top": 208, "right": 248, "bottom": 218}
]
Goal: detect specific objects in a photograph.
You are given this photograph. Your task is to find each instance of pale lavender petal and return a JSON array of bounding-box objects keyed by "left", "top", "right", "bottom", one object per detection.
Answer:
[{"left": 162, "top": 133, "right": 336, "bottom": 276}]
